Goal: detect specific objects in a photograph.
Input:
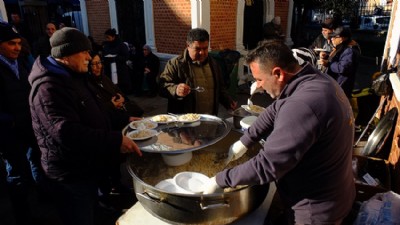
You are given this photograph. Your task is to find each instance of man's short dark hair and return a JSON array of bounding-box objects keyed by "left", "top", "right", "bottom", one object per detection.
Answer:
[
  {"left": 245, "top": 40, "right": 298, "bottom": 72},
  {"left": 187, "top": 28, "right": 209, "bottom": 44}
]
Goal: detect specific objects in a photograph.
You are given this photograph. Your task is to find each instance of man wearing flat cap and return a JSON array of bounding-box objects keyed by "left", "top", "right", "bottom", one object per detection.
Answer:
[
  {"left": 29, "top": 27, "right": 142, "bottom": 225},
  {"left": 320, "top": 26, "right": 361, "bottom": 97},
  {"left": 0, "top": 21, "right": 42, "bottom": 225}
]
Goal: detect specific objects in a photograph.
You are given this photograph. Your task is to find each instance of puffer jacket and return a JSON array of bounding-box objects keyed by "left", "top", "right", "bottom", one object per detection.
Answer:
[
  {"left": 158, "top": 49, "right": 233, "bottom": 115},
  {"left": 28, "top": 56, "right": 122, "bottom": 182}
]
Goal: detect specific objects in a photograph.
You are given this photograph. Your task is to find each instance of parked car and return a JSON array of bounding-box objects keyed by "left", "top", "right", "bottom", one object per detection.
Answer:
[{"left": 359, "top": 15, "right": 390, "bottom": 30}]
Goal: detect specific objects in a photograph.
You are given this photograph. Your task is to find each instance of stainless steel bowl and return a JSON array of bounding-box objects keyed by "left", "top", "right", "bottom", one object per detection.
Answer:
[{"left": 127, "top": 130, "right": 269, "bottom": 224}]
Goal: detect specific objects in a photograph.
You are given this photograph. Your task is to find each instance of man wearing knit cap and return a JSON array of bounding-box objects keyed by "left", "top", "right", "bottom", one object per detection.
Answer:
[
  {"left": 0, "top": 21, "right": 43, "bottom": 225},
  {"left": 29, "top": 27, "right": 142, "bottom": 225}
]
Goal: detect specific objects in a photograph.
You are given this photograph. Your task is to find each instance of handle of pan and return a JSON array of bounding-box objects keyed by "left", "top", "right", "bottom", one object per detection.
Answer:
[
  {"left": 136, "top": 191, "right": 163, "bottom": 203},
  {"left": 200, "top": 197, "right": 230, "bottom": 210}
]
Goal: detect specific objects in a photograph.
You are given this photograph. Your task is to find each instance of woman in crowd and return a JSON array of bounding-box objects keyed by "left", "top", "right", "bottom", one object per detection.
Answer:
[
  {"left": 88, "top": 51, "right": 143, "bottom": 130},
  {"left": 141, "top": 44, "right": 160, "bottom": 97},
  {"left": 88, "top": 51, "right": 143, "bottom": 203}
]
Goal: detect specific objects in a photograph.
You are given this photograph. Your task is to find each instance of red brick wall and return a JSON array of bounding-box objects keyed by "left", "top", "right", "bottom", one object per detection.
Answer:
[
  {"left": 86, "top": 0, "right": 111, "bottom": 45},
  {"left": 210, "top": 0, "right": 237, "bottom": 51},
  {"left": 275, "top": 0, "right": 289, "bottom": 35},
  {"left": 153, "top": 0, "right": 192, "bottom": 54}
]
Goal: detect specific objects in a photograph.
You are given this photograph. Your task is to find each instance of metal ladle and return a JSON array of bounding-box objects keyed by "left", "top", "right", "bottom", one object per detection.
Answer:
[{"left": 191, "top": 86, "right": 205, "bottom": 92}]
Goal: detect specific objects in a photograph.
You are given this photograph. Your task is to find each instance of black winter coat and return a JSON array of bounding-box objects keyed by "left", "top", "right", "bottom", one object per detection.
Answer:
[
  {"left": 0, "top": 57, "right": 37, "bottom": 156},
  {"left": 29, "top": 56, "right": 122, "bottom": 182}
]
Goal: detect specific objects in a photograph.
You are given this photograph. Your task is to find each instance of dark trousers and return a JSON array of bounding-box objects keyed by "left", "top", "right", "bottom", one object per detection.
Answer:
[
  {"left": 44, "top": 179, "right": 98, "bottom": 225},
  {"left": 145, "top": 72, "right": 158, "bottom": 96}
]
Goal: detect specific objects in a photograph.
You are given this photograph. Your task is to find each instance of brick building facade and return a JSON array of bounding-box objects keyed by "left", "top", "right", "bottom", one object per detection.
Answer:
[
  {"left": 85, "top": 0, "right": 110, "bottom": 44},
  {"left": 152, "top": 0, "right": 191, "bottom": 54},
  {"left": 84, "top": 0, "right": 290, "bottom": 56}
]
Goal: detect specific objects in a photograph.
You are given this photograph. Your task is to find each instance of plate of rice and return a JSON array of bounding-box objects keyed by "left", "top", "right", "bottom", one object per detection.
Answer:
[
  {"left": 127, "top": 129, "right": 159, "bottom": 141},
  {"left": 177, "top": 113, "right": 201, "bottom": 123}
]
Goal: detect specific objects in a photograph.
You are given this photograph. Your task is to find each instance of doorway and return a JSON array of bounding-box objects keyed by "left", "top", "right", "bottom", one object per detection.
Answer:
[
  {"left": 115, "top": 0, "right": 145, "bottom": 50},
  {"left": 243, "top": 0, "right": 264, "bottom": 50}
]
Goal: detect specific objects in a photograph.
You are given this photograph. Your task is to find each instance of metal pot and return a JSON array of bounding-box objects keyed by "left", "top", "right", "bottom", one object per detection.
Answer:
[
  {"left": 127, "top": 130, "right": 269, "bottom": 224},
  {"left": 232, "top": 107, "right": 251, "bottom": 129},
  {"left": 361, "top": 107, "right": 398, "bottom": 158}
]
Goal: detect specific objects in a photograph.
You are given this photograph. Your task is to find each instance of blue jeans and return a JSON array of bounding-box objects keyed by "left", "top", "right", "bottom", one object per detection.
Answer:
[{"left": 4, "top": 146, "right": 43, "bottom": 185}]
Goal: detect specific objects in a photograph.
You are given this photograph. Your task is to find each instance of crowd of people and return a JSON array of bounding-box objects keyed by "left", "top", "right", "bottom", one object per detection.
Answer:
[
  {"left": 0, "top": 18, "right": 158, "bottom": 225},
  {"left": 1, "top": 11, "right": 363, "bottom": 225}
]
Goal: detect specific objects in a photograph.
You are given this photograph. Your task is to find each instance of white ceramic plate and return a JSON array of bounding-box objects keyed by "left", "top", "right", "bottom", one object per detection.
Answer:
[
  {"left": 150, "top": 114, "right": 177, "bottom": 124},
  {"left": 177, "top": 113, "right": 201, "bottom": 123},
  {"left": 174, "top": 172, "right": 211, "bottom": 194},
  {"left": 126, "top": 129, "right": 159, "bottom": 141},
  {"left": 155, "top": 179, "right": 192, "bottom": 194},
  {"left": 241, "top": 105, "right": 265, "bottom": 115},
  {"left": 129, "top": 119, "right": 158, "bottom": 130},
  {"left": 155, "top": 179, "right": 180, "bottom": 193}
]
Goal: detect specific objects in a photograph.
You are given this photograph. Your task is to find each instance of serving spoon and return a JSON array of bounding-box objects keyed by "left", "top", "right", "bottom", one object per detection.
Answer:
[{"left": 191, "top": 86, "right": 205, "bottom": 92}]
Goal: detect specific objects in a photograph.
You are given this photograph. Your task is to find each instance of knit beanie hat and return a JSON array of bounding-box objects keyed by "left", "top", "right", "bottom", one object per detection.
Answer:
[
  {"left": 0, "top": 21, "right": 21, "bottom": 43},
  {"left": 50, "top": 27, "right": 92, "bottom": 58}
]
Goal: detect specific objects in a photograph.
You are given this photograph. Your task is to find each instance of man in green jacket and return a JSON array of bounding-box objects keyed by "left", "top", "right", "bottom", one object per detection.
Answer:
[{"left": 159, "top": 28, "right": 237, "bottom": 115}]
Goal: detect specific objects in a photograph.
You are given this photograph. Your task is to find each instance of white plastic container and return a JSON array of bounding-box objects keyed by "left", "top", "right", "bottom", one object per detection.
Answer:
[
  {"left": 111, "top": 62, "right": 118, "bottom": 84},
  {"left": 161, "top": 152, "right": 192, "bottom": 166},
  {"left": 240, "top": 116, "right": 258, "bottom": 131}
]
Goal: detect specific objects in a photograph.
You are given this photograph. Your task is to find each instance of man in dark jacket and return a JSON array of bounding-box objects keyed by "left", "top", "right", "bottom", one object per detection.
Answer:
[
  {"left": 32, "top": 22, "right": 57, "bottom": 58},
  {"left": 309, "top": 18, "right": 340, "bottom": 72},
  {"left": 29, "top": 27, "right": 142, "bottom": 225},
  {"left": 204, "top": 41, "right": 355, "bottom": 224},
  {"left": 102, "top": 28, "right": 133, "bottom": 94},
  {"left": 0, "top": 21, "right": 42, "bottom": 225},
  {"left": 159, "top": 28, "right": 236, "bottom": 115}
]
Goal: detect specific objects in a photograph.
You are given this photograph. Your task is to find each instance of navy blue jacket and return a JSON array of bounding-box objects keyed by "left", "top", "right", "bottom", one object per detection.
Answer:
[{"left": 327, "top": 40, "right": 361, "bottom": 97}]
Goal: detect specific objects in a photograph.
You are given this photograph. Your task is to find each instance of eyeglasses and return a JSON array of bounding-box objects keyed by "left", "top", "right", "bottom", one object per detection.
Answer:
[{"left": 91, "top": 61, "right": 102, "bottom": 66}]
